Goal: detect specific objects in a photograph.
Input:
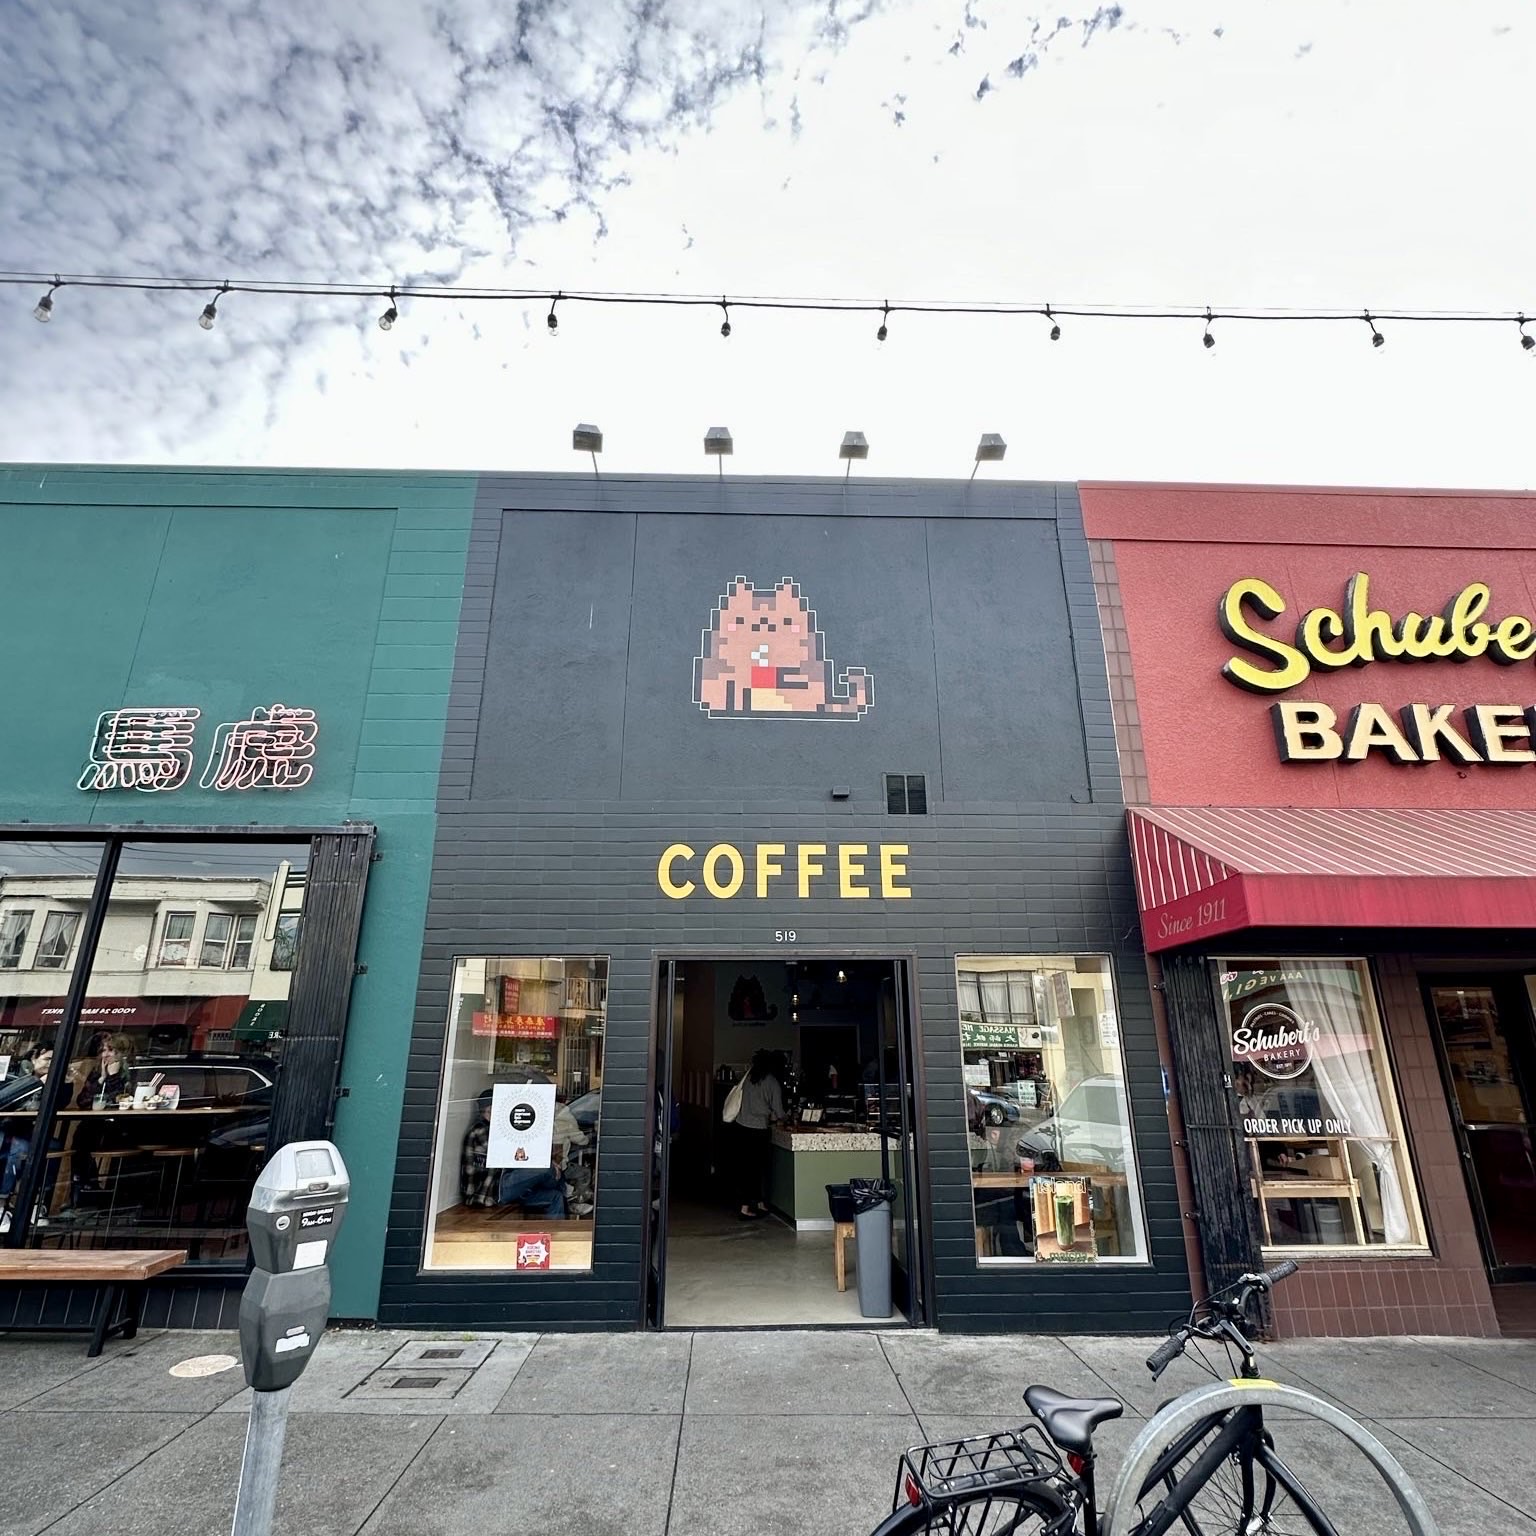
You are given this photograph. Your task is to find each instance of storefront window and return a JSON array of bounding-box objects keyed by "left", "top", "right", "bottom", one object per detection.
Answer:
[
  {"left": 424, "top": 956, "right": 606, "bottom": 1273},
  {"left": 957, "top": 954, "right": 1147, "bottom": 1264},
  {"left": 1220, "top": 958, "right": 1426, "bottom": 1252}
]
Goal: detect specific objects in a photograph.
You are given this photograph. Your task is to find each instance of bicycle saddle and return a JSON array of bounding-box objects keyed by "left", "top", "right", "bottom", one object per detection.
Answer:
[{"left": 1023, "top": 1384, "right": 1124, "bottom": 1456}]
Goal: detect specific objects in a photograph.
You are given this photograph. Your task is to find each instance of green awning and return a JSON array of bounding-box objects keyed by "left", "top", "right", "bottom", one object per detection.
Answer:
[{"left": 234, "top": 998, "right": 289, "bottom": 1041}]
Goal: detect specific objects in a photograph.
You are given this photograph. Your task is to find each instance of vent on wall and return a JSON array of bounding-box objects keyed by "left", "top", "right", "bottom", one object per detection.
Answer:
[{"left": 885, "top": 774, "right": 928, "bottom": 815}]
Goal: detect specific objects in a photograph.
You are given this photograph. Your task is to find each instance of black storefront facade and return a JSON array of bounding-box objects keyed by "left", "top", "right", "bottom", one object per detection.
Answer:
[{"left": 379, "top": 473, "right": 1193, "bottom": 1334}]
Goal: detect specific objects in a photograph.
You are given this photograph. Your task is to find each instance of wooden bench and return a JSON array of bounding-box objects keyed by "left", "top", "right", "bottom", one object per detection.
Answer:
[
  {"left": 0, "top": 1249, "right": 188, "bottom": 1356},
  {"left": 833, "top": 1219, "right": 856, "bottom": 1292}
]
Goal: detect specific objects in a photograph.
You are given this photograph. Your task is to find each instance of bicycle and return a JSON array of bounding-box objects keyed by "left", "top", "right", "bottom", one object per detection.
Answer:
[{"left": 869, "top": 1261, "right": 1440, "bottom": 1536}]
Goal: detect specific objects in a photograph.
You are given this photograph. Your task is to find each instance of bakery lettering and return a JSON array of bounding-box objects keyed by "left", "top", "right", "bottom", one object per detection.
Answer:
[
  {"left": 658, "top": 842, "right": 911, "bottom": 900},
  {"left": 1218, "top": 573, "right": 1536, "bottom": 766}
]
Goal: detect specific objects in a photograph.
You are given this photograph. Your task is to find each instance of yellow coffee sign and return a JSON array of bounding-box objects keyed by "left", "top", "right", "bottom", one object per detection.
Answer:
[{"left": 658, "top": 842, "right": 911, "bottom": 900}]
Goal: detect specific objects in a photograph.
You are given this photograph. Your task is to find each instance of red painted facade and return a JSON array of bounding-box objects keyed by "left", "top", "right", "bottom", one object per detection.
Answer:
[{"left": 1081, "top": 483, "right": 1536, "bottom": 810}]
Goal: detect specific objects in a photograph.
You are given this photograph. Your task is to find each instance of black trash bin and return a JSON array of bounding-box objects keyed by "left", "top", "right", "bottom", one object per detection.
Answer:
[{"left": 848, "top": 1178, "right": 897, "bottom": 1318}]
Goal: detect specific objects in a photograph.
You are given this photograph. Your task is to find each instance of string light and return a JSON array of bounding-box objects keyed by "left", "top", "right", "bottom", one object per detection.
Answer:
[
  {"left": 719, "top": 299, "right": 731, "bottom": 338},
  {"left": 6, "top": 269, "right": 1532, "bottom": 348},
  {"left": 197, "top": 282, "right": 228, "bottom": 331},
  {"left": 32, "top": 278, "right": 60, "bottom": 323},
  {"left": 1520, "top": 315, "right": 1535, "bottom": 353},
  {"left": 378, "top": 288, "right": 398, "bottom": 331},
  {"left": 1202, "top": 307, "right": 1216, "bottom": 349}
]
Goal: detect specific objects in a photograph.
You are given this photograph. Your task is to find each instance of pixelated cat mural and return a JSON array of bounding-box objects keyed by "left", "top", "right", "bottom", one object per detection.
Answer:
[{"left": 693, "top": 576, "right": 873, "bottom": 720}]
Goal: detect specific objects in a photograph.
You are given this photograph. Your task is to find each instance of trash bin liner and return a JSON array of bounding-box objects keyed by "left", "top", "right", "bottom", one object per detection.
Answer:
[
  {"left": 825, "top": 1183, "right": 857, "bottom": 1224},
  {"left": 849, "top": 1178, "right": 896, "bottom": 1318}
]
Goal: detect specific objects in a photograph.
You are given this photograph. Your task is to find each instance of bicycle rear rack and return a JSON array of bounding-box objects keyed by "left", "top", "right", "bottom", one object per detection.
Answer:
[{"left": 894, "top": 1422, "right": 1069, "bottom": 1518}]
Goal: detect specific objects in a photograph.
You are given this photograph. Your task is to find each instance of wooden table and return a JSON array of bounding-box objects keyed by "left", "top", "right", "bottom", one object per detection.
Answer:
[{"left": 0, "top": 1248, "right": 187, "bottom": 1355}]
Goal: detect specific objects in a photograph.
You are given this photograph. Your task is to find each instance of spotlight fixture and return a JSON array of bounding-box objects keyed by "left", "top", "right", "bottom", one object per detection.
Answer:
[
  {"left": 547, "top": 293, "right": 560, "bottom": 334},
  {"left": 970, "top": 433, "right": 1007, "bottom": 480},
  {"left": 719, "top": 299, "right": 731, "bottom": 338},
  {"left": 704, "top": 426, "right": 733, "bottom": 476},
  {"left": 1520, "top": 315, "right": 1535, "bottom": 353},
  {"left": 1202, "top": 307, "right": 1216, "bottom": 349},
  {"left": 32, "top": 278, "right": 60, "bottom": 323},
  {"left": 198, "top": 282, "right": 229, "bottom": 331},
  {"left": 876, "top": 303, "right": 890, "bottom": 342},
  {"left": 1364, "top": 311, "right": 1384, "bottom": 348},
  {"left": 573, "top": 423, "right": 603, "bottom": 475},
  {"left": 378, "top": 288, "right": 398, "bottom": 331}
]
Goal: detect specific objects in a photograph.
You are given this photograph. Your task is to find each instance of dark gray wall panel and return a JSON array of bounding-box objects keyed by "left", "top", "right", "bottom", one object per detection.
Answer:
[
  {"left": 473, "top": 510, "right": 636, "bottom": 801},
  {"left": 928, "top": 518, "right": 1091, "bottom": 802}
]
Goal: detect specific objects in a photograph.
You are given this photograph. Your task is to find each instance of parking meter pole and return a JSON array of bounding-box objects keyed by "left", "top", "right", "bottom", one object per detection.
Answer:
[
  {"left": 230, "top": 1141, "right": 349, "bottom": 1536},
  {"left": 230, "top": 1386, "right": 292, "bottom": 1536}
]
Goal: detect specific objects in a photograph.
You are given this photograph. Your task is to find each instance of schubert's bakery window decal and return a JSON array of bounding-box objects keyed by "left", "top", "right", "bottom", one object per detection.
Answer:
[
  {"left": 1221, "top": 958, "right": 1426, "bottom": 1252},
  {"left": 694, "top": 576, "right": 873, "bottom": 719}
]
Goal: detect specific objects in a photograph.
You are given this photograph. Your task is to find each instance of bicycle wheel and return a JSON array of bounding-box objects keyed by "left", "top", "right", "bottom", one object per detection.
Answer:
[
  {"left": 1099, "top": 1381, "right": 1439, "bottom": 1536},
  {"left": 869, "top": 1488, "right": 1070, "bottom": 1535}
]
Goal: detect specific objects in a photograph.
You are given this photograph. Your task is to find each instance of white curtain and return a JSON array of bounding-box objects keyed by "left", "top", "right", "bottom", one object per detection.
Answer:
[
  {"left": 1289, "top": 965, "right": 1412, "bottom": 1244},
  {"left": 980, "top": 973, "right": 1011, "bottom": 1020}
]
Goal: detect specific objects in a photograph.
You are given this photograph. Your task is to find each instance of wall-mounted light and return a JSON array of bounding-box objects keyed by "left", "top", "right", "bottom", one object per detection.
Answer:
[
  {"left": 573, "top": 423, "right": 603, "bottom": 476},
  {"left": 971, "top": 433, "right": 1006, "bottom": 480},
  {"left": 840, "top": 431, "right": 868, "bottom": 480},
  {"left": 704, "top": 426, "right": 733, "bottom": 478}
]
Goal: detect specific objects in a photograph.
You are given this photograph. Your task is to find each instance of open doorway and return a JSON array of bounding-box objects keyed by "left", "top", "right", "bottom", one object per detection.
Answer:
[{"left": 645, "top": 956, "right": 926, "bottom": 1328}]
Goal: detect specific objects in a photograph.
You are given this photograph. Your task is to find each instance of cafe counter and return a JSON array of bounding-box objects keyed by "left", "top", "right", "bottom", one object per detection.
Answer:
[{"left": 767, "top": 1126, "right": 891, "bottom": 1230}]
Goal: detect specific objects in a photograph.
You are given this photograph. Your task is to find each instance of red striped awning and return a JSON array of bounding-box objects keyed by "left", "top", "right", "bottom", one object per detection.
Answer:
[{"left": 1127, "top": 805, "right": 1536, "bottom": 952}]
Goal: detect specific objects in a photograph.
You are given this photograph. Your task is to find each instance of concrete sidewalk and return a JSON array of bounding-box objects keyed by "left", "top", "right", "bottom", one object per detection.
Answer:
[{"left": 1, "top": 1326, "right": 1533, "bottom": 1535}]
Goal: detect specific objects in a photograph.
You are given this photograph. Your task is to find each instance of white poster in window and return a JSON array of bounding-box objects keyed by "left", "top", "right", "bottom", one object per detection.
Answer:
[{"left": 487, "top": 1082, "right": 556, "bottom": 1170}]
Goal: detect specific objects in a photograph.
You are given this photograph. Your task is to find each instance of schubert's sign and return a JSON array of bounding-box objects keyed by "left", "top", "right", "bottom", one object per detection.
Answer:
[{"left": 1219, "top": 573, "right": 1536, "bottom": 765}]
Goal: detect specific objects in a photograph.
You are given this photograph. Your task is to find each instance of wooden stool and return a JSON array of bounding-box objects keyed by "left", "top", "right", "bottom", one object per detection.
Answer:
[{"left": 833, "top": 1220, "right": 856, "bottom": 1292}]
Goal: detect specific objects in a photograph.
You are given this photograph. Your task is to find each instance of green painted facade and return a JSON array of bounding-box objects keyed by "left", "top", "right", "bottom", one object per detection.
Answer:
[{"left": 0, "top": 465, "right": 475, "bottom": 1316}]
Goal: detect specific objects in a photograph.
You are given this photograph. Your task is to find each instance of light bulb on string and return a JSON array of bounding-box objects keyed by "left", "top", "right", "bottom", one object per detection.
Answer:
[
  {"left": 1364, "top": 311, "right": 1384, "bottom": 348},
  {"left": 198, "top": 282, "right": 229, "bottom": 331},
  {"left": 547, "top": 293, "right": 560, "bottom": 335},
  {"left": 719, "top": 299, "right": 731, "bottom": 338},
  {"left": 32, "top": 278, "right": 60, "bottom": 323},
  {"left": 1202, "top": 308, "right": 1216, "bottom": 349},
  {"left": 876, "top": 303, "right": 889, "bottom": 342},
  {"left": 1520, "top": 315, "right": 1535, "bottom": 353},
  {"left": 1044, "top": 305, "right": 1061, "bottom": 342},
  {"left": 378, "top": 288, "right": 398, "bottom": 331}
]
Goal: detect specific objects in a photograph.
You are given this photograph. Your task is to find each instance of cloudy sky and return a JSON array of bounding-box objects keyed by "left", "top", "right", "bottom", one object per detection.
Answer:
[{"left": 2, "top": 0, "right": 1532, "bottom": 486}]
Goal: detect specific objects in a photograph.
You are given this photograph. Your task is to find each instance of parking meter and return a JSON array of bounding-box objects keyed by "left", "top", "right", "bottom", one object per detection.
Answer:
[
  {"left": 233, "top": 1141, "right": 349, "bottom": 1536},
  {"left": 238, "top": 1141, "right": 349, "bottom": 1394}
]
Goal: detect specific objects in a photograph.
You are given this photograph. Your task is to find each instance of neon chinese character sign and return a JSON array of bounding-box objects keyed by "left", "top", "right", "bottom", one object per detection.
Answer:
[
  {"left": 79, "top": 703, "right": 319, "bottom": 793},
  {"left": 78, "top": 708, "right": 202, "bottom": 793},
  {"left": 200, "top": 705, "right": 318, "bottom": 791}
]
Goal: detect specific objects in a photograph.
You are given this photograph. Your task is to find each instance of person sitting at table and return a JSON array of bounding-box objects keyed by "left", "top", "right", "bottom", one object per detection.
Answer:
[
  {"left": 70, "top": 1033, "right": 137, "bottom": 1198},
  {"left": 0, "top": 1047, "right": 59, "bottom": 1228}
]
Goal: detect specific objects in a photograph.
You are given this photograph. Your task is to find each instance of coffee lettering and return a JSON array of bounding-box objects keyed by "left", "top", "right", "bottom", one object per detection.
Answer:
[
  {"left": 838, "top": 843, "right": 870, "bottom": 899},
  {"left": 797, "top": 843, "right": 826, "bottom": 898},
  {"left": 756, "top": 843, "right": 785, "bottom": 899},
  {"left": 658, "top": 843, "right": 696, "bottom": 900},
  {"left": 657, "top": 841, "right": 916, "bottom": 900},
  {"left": 703, "top": 843, "right": 745, "bottom": 898},
  {"left": 880, "top": 844, "right": 912, "bottom": 899}
]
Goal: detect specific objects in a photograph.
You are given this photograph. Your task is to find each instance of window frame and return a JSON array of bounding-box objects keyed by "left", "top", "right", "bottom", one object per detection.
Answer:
[
  {"left": 955, "top": 951, "right": 1151, "bottom": 1268},
  {"left": 229, "top": 912, "right": 259, "bottom": 970},
  {"left": 0, "top": 907, "right": 33, "bottom": 969},
  {"left": 34, "top": 909, "right": 82, "bottom": 970},
  {"left": 198, "top": 911, "right": 235, "bottom": 969},
  {"left": 420, "top": 952, "right": 610, "bottom": 1277},
  {"left": 1216, "top": 954, "right": 1429, "bottom": 1259},
  {"left": 270, "top": 911, "right": 301, "bottom": 972},
  {"left": 156, "top": 909, "right": 196, "bottom": 967}
]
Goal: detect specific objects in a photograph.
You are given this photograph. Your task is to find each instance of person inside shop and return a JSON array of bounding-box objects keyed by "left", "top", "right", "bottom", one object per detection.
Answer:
[
  {"left": 0, "top": 1046, "right": 58, "bottom": 1229},
  {"left": 733, "top": 1049, "right": 786, "bottom": 1221},
  {"left": 70, "top": 1033, "right": 137, "bottom": 1199},
  {"left": 460, "top": 1082, "right": 588, "bottom": 1218}
]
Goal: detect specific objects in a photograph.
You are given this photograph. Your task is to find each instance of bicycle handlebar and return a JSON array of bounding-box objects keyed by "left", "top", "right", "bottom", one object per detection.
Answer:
[{"left": 1145, "top": 1261, "right": 1301, "bottom": 1380}]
